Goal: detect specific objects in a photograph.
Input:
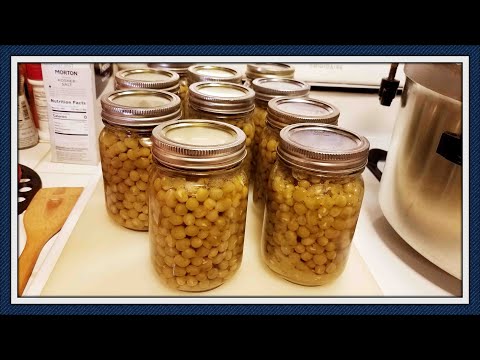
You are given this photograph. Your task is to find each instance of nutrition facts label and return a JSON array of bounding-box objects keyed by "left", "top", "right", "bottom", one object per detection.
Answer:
[{"left": 42, "top": 64, "right": 98, "bottom": 164}]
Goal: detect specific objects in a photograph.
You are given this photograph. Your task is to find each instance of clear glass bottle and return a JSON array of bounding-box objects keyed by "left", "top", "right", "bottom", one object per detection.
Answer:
[
  {"left": 254, "top": 97, "right": 340, "bottom": 205},
  {"left": 99, "top": 89, "right": 181, "bottom": 231},
  {"left": 251, "top": 78, "right": 310, "bottom": 178},
  {"left": 149, "top": 120, "right": 249, "bottom": 292},
  {"left": 262, "top": 123, "right": 370, "bottom": 286},
  {"left": 115, "top": 68, "right": 180, "bottom": 95},
  {"left": 244, "top": 63, "right": 295, "bottom": 87},
  {"left": 188, "top": 81, "right": 255, "bottom": 176},
  {"left": 148, "top": 63, "right": 195, "bottom": 116}
]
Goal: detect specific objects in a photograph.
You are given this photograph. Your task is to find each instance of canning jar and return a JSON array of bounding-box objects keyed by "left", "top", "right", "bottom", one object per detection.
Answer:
[
  {"left": 188, "top": 81, "right": 255, "bottom": 175},
  {"left": 99, "top": 89, "right": 182, "bottom": 231},
  {"left": 148, "top": 63, "right": 194, "bottom": 115},
  {"left": 251, "top": 78, "right": 310, "bottom": 177},
  {"left": 115, "top": 68, "right": 180, "bottom": 96},
  {"left": 149, "top": 120, "right": 249, "bottom": 291},
  {"left": 244, "top": 63, "right": 295, "bottom": 87},
  {"left": 254, "top": 97, "right": 340, "bottom": 204},
  {"left": 262, "top": 123, "right": 370, "bottom": 286}
]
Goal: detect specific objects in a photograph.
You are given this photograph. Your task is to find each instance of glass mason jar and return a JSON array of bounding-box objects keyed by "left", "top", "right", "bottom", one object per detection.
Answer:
[
  {"left": 115, "top": 67, "right": 180, "bottom": 95},
  {"left": 99, "top": 89, "right": 182, "bottom": 231},
  {"left": 251, "top": 78, "right": 310, "bottom": 178},
  {"left": 262, "top": 123, "right": 370, "bottom": 286},
  {"left": 149, "top": 120, "right": 249, "bottom": 292},
  {"left": 244, "top": 63, "right": 295, "bottom": 87},
  {"left": 188, "top": 81, "right": 255, "bottom": 176},
  {"left": 254, "top": 97, "right": 340, "bottom": 204},
  {"left": 148, "top": 63, "right": 195, "bottom": 117}
]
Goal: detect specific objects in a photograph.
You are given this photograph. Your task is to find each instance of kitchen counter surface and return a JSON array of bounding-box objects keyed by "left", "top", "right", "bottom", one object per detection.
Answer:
[{"left": 17, "top": 89, "right": 462, "bottom": 299}]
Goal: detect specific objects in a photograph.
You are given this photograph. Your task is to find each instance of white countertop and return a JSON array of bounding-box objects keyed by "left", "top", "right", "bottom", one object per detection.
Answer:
[{"left": 17, "top": 90, "right": 462, "bottom": 298}]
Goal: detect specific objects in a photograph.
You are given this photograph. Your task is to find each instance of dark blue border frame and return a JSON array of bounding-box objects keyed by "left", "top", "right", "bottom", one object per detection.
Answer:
[{"left": 2, "top": 45, "right": 478, "bottom": 315}]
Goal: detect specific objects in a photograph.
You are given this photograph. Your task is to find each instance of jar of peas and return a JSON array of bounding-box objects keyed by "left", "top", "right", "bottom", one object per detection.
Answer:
[
  {"left": 188, "top": 81, "right": 255, "bottom": 176},
  {"left": 262, "top": 123, "right": 370, "bottom": 286},
  {"left": 149, "top": 120, "right": 249, "bottom": 291},
  {"left": 251, "top": 78, "right": 310, "bottom": 177},
  {"left": 254, "top": 96, "right": 340, "bottom": 204},
  {"left": 148, "top": 63, "right": 195, "bottom": 115},
  {"left": 115, "top": 68, "right": 180, "bottom": 96},
  {"left": 99, "top": 89, "right": 182, "bottom": 231}
]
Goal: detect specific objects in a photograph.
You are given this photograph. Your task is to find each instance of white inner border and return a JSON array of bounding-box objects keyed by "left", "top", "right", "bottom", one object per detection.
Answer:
[{"left": 11, "top": 56, "right": 469, "bottom": 305}]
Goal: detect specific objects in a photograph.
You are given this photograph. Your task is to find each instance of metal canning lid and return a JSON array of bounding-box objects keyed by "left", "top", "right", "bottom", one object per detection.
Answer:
[
  {"left": 245, "top": 63, "right": 295, "bottom": 80},
  {"left": 187, "top": 65, "right": 242, "bottom": 85},
  {"left": 152, "top": 119, "right": 247, "bottom": 170},
  {"left": 277, "top": 123, "right": 370, "bottom": 175},
  {"left": 252, "top": 78, "right": 310, "bottom": 102},
  {"left": 188, "top": 81, "right": 255, "bottom": 115},
  {"left": 115, "top": 68, "right": 180, "bottom": 93},
  {"left": 101, "top": 89, "right": 182, "bottom": 127},
  {"left": 266, "top": 96, "right": 340, "bottom": 129},
  {"left": 147, "top": 63, "right": 194, "bottom": 76}
]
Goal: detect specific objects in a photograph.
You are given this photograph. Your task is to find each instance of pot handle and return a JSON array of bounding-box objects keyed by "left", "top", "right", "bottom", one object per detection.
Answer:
[
  {"left": 366, "top": 149, "right": 387, "bottom": 181},
  {"left": 436, "top": 132, "right": 462, "bottom": 166}
]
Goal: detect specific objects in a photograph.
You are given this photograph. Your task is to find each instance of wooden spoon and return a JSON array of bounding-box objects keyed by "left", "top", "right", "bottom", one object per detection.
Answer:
[{"left": 19, "top": 187, "right": 83, "bottom": 296}]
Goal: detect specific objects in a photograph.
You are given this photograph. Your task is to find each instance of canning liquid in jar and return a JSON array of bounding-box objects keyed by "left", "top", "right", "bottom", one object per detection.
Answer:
[
  {"left": 115, "top": 68, "right": 180, "bottom": 95},
  {"left": 188, "top": 81, "right": 255, "bottom": 176},
  {"left": 148, "top": 63, "right": 195, "bottom": 117},
  {"left": 262, "top": 124, "right": 370, "bottom": 286},
  {"left": 99, "top": 89, "right": 182, "bottom": 231},
  {"left": 251, "top": 78, "right": 310, "bottom": 178},
  {"left": 149, "top": 120, "right": 249, "bottom": 292},
  {"left": 254, "top": 96, "right": 340, "bottom": 205},
  {"left": 244, "top": 63, "right": 295, "bottom": 87}
]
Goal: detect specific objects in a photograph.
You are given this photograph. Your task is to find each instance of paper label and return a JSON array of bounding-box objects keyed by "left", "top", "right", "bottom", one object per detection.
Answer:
[
  {"left": 18, "top": 94, "right": 39, "bottom": 148},
  {"left": 42, "top": 64, "right": 99, "bottom": 164}
]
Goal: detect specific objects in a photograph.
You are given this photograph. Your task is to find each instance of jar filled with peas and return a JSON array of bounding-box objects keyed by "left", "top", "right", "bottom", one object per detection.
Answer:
[
  {"left": 99, "top": 89, "right": 182, "bottom": 231},
  {"left": 115, "top": 68, "right": 180, "bottom": 96},
  {"left": 244, "top": 63, "right": 295, "bottom": 87},
  {"left": 148, "top": 63, "right": 195, "bottom": 115},
  {"left": 251, "top": 78, "right": 310, "bottom": 177},
  {"left": 188, "top": 81, "right": 255, "bottom": 176},
  {"left": 254, "top": 97, "right": 340, "bottom": 204},
  {"left": 149, "top": 120, "right": 249, "bottom": 291},
  {"left": 262, "top": 123, "right": 370, "bottom": 286}
]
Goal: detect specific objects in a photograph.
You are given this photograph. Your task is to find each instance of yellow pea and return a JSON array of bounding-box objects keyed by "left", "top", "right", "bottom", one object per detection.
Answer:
[
  {"left": 204, "top": 198, "right": 216, "bottom": 210},
  {"left": 196, "top": 188, "right": 209, "bottom": 202},
  {"left": 210, "top": 188, "right": 223, "bottom": 201},
  {"left": 183, "top": 213, "right": 196, "bottom": 226},
  {"left": 171, "top": 226, "right": 186, "bottom": 240},
  {"left": 175, "top": 188, "right": 188, "bottom": 203},
  {"left": 186, "top": 198, "right": 199, "bottom": 211}
]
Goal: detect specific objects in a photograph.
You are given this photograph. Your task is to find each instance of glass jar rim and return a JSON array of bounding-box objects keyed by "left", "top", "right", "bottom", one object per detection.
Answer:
[
  {"left": 187, "top": 65, "right": 242, "bottom": 85},
  {"left": 252, "top": 77, "right": 310, "bottom": 102},
  {"left": 277, "top": 123, "right": 370, "bottom": 175},
  {"left": 188, "top": 81, "right": 255, "bottom": 115},
  {"left": 151, "top": 119, "right": 247, "bottom": 171},
  {"left": 246, "top": 63, "right": 294, "bottom": 80},
  {"left": 266, "top": 96, "right": 340, "bottom": 129},
  {"left": 101, "top": 89, "right": 182, "bottom": 128}
]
